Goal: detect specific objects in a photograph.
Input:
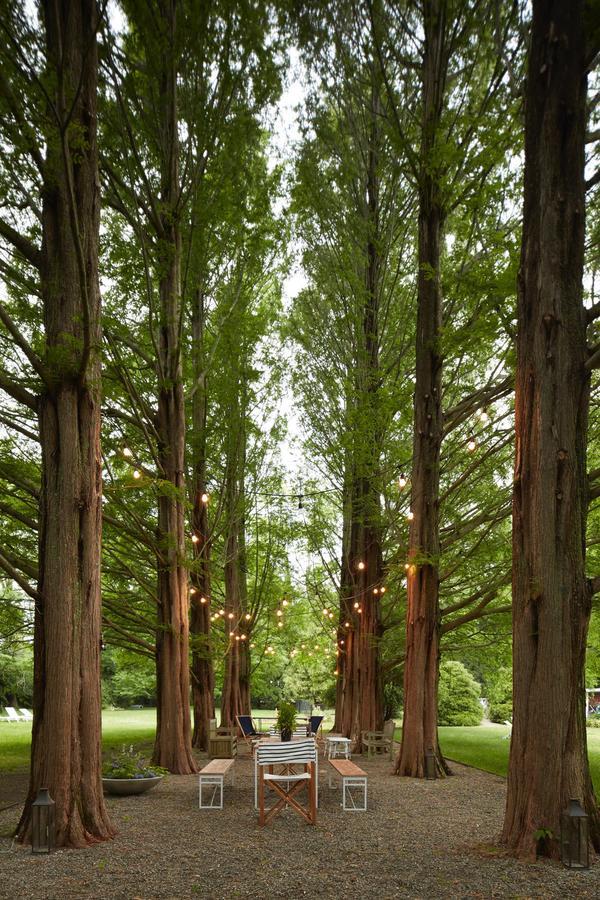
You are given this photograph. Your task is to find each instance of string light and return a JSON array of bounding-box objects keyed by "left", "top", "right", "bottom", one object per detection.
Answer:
[
  {"left": 328, "top": 612, "right": 334, "bottom": 619},
  {"left": 241, "top": 634, "right": 246, "bottom": 640},
  {"left": 282, "top": 599, "right": 289, "bottom": 607},
  {"left": 357, "top": 606, "right": 363, "bottom": 614},
  {"left": 190, "top": 587, "right": 197, "bottom": 595},
  {"left": 467, "top": 435, "right": 477, "bottom": 452},
  {"left": 407, "top": 510, "right": 414, "bottom": 521},
  {"left": 200, "top": 596, "right": 207, "bottom": 604},
  {"left": 229, "top": 631, "right": 234, "bottom": 637},
  {"left": 344, "top": 621, "right": 350, "bottom": 627},
  {"left": 380, "top": 586, "right": 386, "bottom": 594},
  {"left": 201, "top": 492, "right": 209, "bottom": 504},
  {"left": 276, "top": 609, "right": 283, "bottom": 617},
  {"left": 373, "top": 587, "right": 379, "bottom": 595},
  {"left": 322, "top": 608, "right": 328, "bottom": 616},
  {"left": 245, "top": 613, "right": 251, "bottom": 620},
  {"left": 133, "top": 469, "right": 141, "bottom": 480},
  {"left": 191, "top": 534, "right": 199, "bottom": 544},
  {"left": 251, "top": 642, "right": 256, "bottom": 648},
  {"left": 123, "top": 447, "right": 133, "bottom": 458},
  {"left": 235, "top": 635, "right": 240, "bottom": 641},
  {"left": 398, "top": 474, "right": 407, "bottom": 489},
  {"left": 357, "top": 561, "right": 365, "bottom": 571},
  {"left": 479, "top": 409, "right": 490, "bottom": 424},
  {"left": 353, "top": 602, "right": 359, "bottom": 609},
  {"left": 228, "top": 612, "right": 234, "bottom": 620},
  {"left": 278, "top": 621, "right": 283, "bottom": 628},
  {"left": 220, "top": 610, "right": 225, "bottom": 617}
]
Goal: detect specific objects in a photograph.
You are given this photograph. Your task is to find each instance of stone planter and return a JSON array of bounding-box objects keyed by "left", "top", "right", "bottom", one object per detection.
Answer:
[{"left": 102, "top": 775, "right": 163, "bottom": 796}]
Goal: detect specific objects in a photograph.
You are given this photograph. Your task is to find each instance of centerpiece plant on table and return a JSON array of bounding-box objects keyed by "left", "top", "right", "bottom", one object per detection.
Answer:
[{"left": 276, "top": 701, "right": 297, "bottom": 741}]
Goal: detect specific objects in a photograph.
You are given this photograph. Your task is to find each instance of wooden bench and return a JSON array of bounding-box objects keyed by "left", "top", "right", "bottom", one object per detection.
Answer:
[
  {"left": 198, "top": 758, "right": 235, "bottom": 809},
  {"left": 328, "top": 759, "right": 367, "bottom": 811}
]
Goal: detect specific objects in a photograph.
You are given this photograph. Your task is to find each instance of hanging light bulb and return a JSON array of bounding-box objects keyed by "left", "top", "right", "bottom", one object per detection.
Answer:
[
  {"left": 357, "top": 606, "right": 363, "bottom": 613},
  {"left": 229, "top": 631, "right": 234, "bottom": 637},
  {"left": 467, "top": 435, "right": 477, "bottom": 452},
  {"left": 373, "top": 587, "right": 379, "bottom": 595},
  {"left": 328, "top": 612, "right": 334, "bottom": 619},
  {"left": 353, "top": 602, "right": 359, "bottom": 609},
  {"left": 245, "top": 612, "right": 251, "bottom": 620},
  {"left": 398, "top": 474, "right": 407, "bottom": 489},
  {"left": 267, "top": 646, "right": 273, "bottom": 652},
  {"left": 344, "top": 621, "right": 350, "bottom": 627},
  {"left": 282, "top": 599, "right": 289, "bottom": 607},
  {"left": 228, "top": 612, "right": 234, "bottom": 620},
  {"left": 220, "top": 610, "right": 225, "bottom": 617},
  {"left": 479, "top": 409, "right": 490, "bottom": 424},
  {"left": 251, "top": 642, "right": 256, "bottom": 648},
  {"left": 201, "top": 492, "right": 209, "bottom": 504},
  {"left": 276, "top": 609, "right": 283, "bottom": 617},
  {"left": 133, "top": 469, "right": 141, "bottom": 480},
  {"left": 278, "top": 621, "right": 283, "bottom": 628},
  {"left": 357, "top": 561, "right": 365, "bottom": 571},
  {"left": 235, "top": 635, "right": 240, "bottom": 641},
  {"left": 200, "top": 596, "right": 207, "bottom": 604},
  {"left": 301, "top": 644, "right": 306, "bottom": 650},
  {"left": 322, "top": 608, "right": 329, "bottom": 616},
  {"left": 339, "top": 640, "right": 345, "bottom": 646},
  {"left": 191, "top": 534, "right": 199, "bottom": 544},
  {"left": 241, "top": 634, "right": 246, "bottom": 640},
  {"left": 380, "top": 586, "right": 386, "bottom": 594},
  {"left": 407, "top": 510, "right": 414, "bottom": 521},
  {"left": 123, "top": 447, "right": 133, "bottom": 458},
  {"left": 190, "top": 587, "right": 197, "bottom": 595}
]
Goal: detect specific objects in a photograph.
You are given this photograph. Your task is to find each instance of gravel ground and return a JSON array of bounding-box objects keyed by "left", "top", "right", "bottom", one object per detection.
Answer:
[{"left": 1, "top": 750, "right": 599, "bottom": 900}]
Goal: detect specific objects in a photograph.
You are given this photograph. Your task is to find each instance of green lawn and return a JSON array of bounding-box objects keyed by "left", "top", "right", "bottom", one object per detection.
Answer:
[{"left": 3, "top": 714, "right": 598, "bottom": 791}]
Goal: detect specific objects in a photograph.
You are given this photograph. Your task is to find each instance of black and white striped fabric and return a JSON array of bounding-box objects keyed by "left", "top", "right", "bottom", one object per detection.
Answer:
[
  {"left": 256, "top": 738, "right": 317, "bottom": 766},
  {"left": 268, "top": 727, "right": 309, "bottom": 738}
]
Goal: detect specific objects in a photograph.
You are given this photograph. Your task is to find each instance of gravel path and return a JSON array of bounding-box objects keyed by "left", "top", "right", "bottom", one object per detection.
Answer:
[{"left": 1, "top": 750, "right": 598, "bottom": 899}]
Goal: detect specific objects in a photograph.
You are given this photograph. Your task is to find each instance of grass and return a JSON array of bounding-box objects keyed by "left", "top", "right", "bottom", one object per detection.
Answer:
[{"left": 3, "top": 713, "right": 599, "bottom": 791}]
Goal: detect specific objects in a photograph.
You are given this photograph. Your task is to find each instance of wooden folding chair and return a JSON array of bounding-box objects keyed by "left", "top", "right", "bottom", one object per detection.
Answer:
[{"left": 256, "top": 739, "right": 317, "bottom": 826}]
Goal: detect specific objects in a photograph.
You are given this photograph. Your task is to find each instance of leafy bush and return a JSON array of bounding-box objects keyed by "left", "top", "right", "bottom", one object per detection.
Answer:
[
  {"left": 438, "top": 660, "right": 483, "bottom": 726},
  {"left": 587, "top": 713, "right": 600, "bottom": 728},
  {"left": 276, "top": 700, "right": 297, "bottom": 734},
  {"left": 383, "top": 682, "right": 403, "bottom": 719},
  {"left": 102, "top": 746, "right": 168, "bottom": 779},
  {"left": 486, "top": 666, "right": 512, "bottom": 723}
]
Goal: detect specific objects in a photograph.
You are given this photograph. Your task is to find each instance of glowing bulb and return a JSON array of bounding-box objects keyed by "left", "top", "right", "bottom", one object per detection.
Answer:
[
  {"left": 407, "top": 511, "right": 414, "bottom": 521},
  {"left": 353, "top": 602, "right": 359, "bottom": 609},
  {"left": 241, "top": 634, "right": 246, "bottom": 640},
  {"left": 479, "top": 410, "right": 490, "bottom": 424},
  {"left": 323, "top": 608, "right": 329, "bottom": 616},
  {"left": 235, "top": 635, "right": 240, "bottom": 641},
  {"left": 309, "top": 652, "right": 313, "bottom": 657},
  {"left": 251, "top": 643, "right": 256, "bottom": 648},
  {"left": 334, "top": 669, "right": 339, "bottom": 676},
  {"left": 404, "top": 563, "right": 410, "bottom": 571},
  {"left": 201, "top": 492, "right": 209, "bottom": 503},
  {"left": 282, "top": 599, "right": 289, "bottom": 607},
  {"left": 301, "top": 644, "right": 306, "bottom": 650},
  {"left": 357, "top": 606, "right": 363, "bottom": 613},
  {"left": 267, "top": 646, "right": 273, "bottom": 652},
  {"left": 276, "top": 609, "right": 283, "bottom": 617},
  {"left": 123, "top": 447, "right": 133, "bottom": 458},
  {"left": 467, "top": 436, "right": 477, "bottom": 452},
  {"left": 229, "top": 631, "right": 234, "bottom": 637},
  {"left": 340, "top": 640, "right": 345, "bottom": 645},
  {"left": 200, "top": 596, "right": 207, "bottom": 604},
  {"left": 191, "top": 534, "right": 199, "bottom": 544},
  {"left": 278, "top": 621, "right": 283, "bottom": 628},
  {"left": 190, "top": 587, "right": 197, "bottom": 595},
  {"left": 220, "top": 610, "right": 225, "bottom": 617},
  {"left": 398, "top": 474, "right": 407, "bottom": 489},
  {"left": 373, "top": 587, "right": 379, "bottom": 595},
  {"left": 245, "top": 613, "right": 251, "bottom": 620},
  {"left": 344, "top": 621, "right": 350, "bottom": 627},
  {"left": 133, "top": 469, "right": 141, "bottom": 479},
  {"left": 328, "top": 612, "right": 334, "bottom": 619},
  {"left": 380, "top": 586, "right": 386, "bottom": 594},
  {"left": 357, "top": 561, "right": 365, "bottom": 571},
  {"left": 228, "top": 612, "right": 234, "bottom": 620}
]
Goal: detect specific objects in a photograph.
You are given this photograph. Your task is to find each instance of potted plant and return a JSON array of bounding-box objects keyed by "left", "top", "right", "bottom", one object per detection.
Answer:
[
  {"left": 102, "top": 746, "right": 168, "bottom": 796},
  {"left": 276, "top": 701, "right": 297, "bottom": 742}
]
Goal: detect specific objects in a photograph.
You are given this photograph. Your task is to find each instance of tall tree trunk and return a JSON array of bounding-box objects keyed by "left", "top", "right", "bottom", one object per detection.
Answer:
[
  {"left": 220, "top": 406, "right": 251, "bottom": 725},
  {"left": 152, "top": 0, "right": 196, "bottom": 774},
  {"left": 501, "top": 0, "right": 600, "bottom": 857},
  {"left": 16, "top": 0, "right": 114, "bottom": 847},
  {"left": 396, "top": 0, "right": 449, "bottom": 778},
  {"left": 190, "top": 291, "right": 214, "bottom": 750},
  {"left": 336, "top": 70, "right": 384, "bottom": 749}
]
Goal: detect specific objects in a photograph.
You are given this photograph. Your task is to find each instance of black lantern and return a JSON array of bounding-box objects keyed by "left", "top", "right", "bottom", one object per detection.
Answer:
[
  {"left": 425, "top": 749, "right": 437, "bottom": 780},
  {"left": 560, "top": 799, "right": 589, "bottom": 869},
  {"left": 31, "top": 788, "right": 55, "bottom": 854}
]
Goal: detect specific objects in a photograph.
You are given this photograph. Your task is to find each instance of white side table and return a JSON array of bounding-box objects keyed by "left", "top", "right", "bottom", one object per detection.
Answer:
[{"left": 326, "top": 736, "right": 352, "bottom": 759}]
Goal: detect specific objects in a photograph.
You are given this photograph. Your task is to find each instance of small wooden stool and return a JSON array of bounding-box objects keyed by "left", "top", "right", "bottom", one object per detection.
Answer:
[
  {"left": 198, "top": 758, "right": 235, "bottom": 809},
  {"left": 328, "top": 759, "right": 367, "bottom": 811}
]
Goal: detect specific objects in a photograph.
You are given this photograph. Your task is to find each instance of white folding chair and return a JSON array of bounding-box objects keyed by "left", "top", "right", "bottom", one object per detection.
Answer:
[{"left": 256, "top": 739, "right": 317, "bottom": 826}]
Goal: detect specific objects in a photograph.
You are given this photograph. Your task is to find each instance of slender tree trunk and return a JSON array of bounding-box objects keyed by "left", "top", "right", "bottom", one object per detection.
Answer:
[
  {"left": 152, "top": 0, "right": 196, "bottom": 774},
  {"left": 396, "top": 0, "right": 450, "bottom": 779},
  {"left": 16, "top": 0, "right": 114, "bottom": 847},
  {"left": 336, "top": 72, "right": 384, "bottom": 749},
  {"left": 501, "top": 0, "right": 599, "bottom": 857},
  {"left": 190, "top": 292, "right": 214, "bottom": 751},
  {"left": 220, "top": 405, "right": 251, "bottom": 726}
]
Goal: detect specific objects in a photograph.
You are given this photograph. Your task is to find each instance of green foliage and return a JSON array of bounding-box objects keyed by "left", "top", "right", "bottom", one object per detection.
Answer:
[
  {"left": 0, "top": 648, "right": 33, "bottom": 706},
  {"left": 437, "top": 660, "right": 483, "bottom": 726},
  {"left": 486, "top": 666, "right": 512, "bottom": 723},
  {"left": 275, "top": 700, "right": 297, "bottom": 734}
]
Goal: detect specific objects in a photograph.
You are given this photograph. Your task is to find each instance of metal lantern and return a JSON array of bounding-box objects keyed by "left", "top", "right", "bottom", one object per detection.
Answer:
[
  {"left": 425, "top": 749, "right": 437, "bottom": 780},
  {"left": 31, "top": 788, "right": 55, "bottom": 854},
  {"left": 560, "top": 799, "right": 589, "bottom": 869}
]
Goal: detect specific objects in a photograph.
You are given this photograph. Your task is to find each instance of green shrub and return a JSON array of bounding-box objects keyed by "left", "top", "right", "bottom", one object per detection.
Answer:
[
  {"left": 487, "top": 666, "right": 512, "bottom": 723},
  {"left": 587, "top": 713, "right": 600, "bottom": 728},
  {"left": 438, "top": 660, "right": 482, "bottom": 726}
]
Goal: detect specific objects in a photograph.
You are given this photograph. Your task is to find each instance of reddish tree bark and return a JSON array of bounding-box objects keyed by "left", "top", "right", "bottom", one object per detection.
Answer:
[
  {"left": 151, "top": 0, "right": 196, "bottom": 774},
  {"left": 396, "top": 0, "right": 449, "bottom": 779},
  {"left": 16, "top": 0, "right": 115, "bottom": 847},
  {"left": 501, "top": 0, "right": 600, "bottom": 857}
]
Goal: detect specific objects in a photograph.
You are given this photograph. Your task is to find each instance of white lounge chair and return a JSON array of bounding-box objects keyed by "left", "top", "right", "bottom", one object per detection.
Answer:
[
  {"left": 19, "top": 708, "right": 33, "bottom": 721},
  {"left": 4, "top": 707, "right": 24, "bottom": 722}
]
